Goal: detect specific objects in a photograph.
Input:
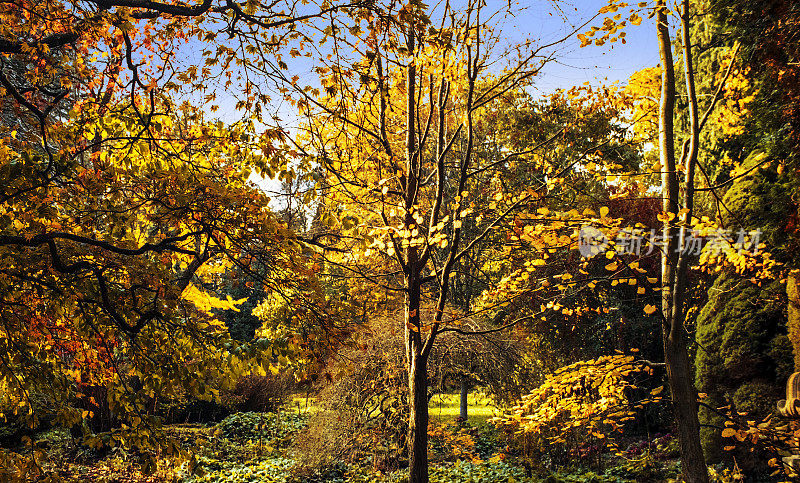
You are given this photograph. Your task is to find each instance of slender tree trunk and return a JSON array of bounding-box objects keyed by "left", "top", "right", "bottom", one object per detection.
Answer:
[
  {"left": 459, "top": 377, "right": 469, "bottom": 421},
  {"left": 405, "top": 269, "right": 429, "bottom": 483},
  {"left": 656, "top": 2, "right": 708, "bottom": 482},
  {"left": 663, "top": 328, "right": 707, "bottom": 482},
  {"left": 403, "top": 22, "right": 430, "bottom": 483}
]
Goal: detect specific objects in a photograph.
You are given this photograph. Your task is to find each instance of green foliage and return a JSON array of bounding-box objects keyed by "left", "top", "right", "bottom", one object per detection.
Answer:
[
  {"left": 214, "top": 412, "right": 307, "bottom": 446},
  {"left": 314, "top": 461, "right": 535, "bottom": 483},
  {"left": 427, "top": 460, "right": 531, "bottom": 482},
  {"left": 732, "top": 381, "right": 779, "bottom": 416},
  {"left": 185, "top": 456, "right": 295, "bottom": 483},
  {"left": 213, "top": 263, "right": 270, "bottom": 342},
  {"left": 288, "top": 461, "right": 535, "bottom": 483},
  {"left": 182, "top": 412, "right": 309, "bottom": 483},
  {"left": 543, "top": 469, "right": 632, "bottom": 483},
  {"left": 688, "top": 0, "right": 800, "bottom": 471}
]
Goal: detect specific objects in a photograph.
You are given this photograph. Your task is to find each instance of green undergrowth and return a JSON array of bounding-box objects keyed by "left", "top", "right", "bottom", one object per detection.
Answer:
[
  {"left": 6, "top": 406, "right": 708, "bottom": 482},
  {"left": 182, "top": 412, "right": 308, "bottom": 482}
]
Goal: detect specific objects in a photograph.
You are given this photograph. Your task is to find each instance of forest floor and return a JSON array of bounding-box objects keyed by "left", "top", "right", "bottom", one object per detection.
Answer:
[{"left": 1, "top": 394, "right": 745, "bottom": 482}]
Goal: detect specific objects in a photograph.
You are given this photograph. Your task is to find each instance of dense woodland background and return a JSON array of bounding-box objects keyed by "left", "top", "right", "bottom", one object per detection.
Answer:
[{"left": 1, "top": 0, "right": 800, "bottom": 481}]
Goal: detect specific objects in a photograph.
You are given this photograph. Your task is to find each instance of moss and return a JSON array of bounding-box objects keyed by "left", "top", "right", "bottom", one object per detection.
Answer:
[
  {"left": 732, "top": 381, "right": 780, "bottom": 415},
  {"left": 768, "top": 335, "right": 795, "bottom": 384},
  {"left": 694, "top": 275, "right": 786, "bottom": 463},
  {"left": 699, "top": 404, "right": 727, "bottom": 465},
  {"left": 788, "top": 271, "right": 800, "bottom": 371}
]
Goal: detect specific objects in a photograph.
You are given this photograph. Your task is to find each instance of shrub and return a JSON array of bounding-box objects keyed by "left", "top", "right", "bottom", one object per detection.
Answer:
[
  {"left": 185, "top": 455, "right": 295, "bottom": 483},
  {"left": 695, "top": 275, "right": 786, "bottom": 464},
  {"left": 493, "top": 355, "right": 661, "bottom": 470},
  {"left": 214, "top": 412, "right": 307, "bottom": 446},
  {"left": 160, "top": 373, "right": 292, "bottom": 425},
  {"left": 225, "top": 374, "right": 293, "bottom": 413},
  {"left": 291, "top": 317, "right": 409, "bottom": 474},
  {"left": 182, "top": 412, "right": 310, "bottom": 482},
  {"left": 161, "top": 397, "right": 231, "bottom": 425},
  {"left": 428, "top": 422, "right": 478, "bottom": 463},
  {"left": 428, "top": 460, "right": 532, "bottom": 482}
]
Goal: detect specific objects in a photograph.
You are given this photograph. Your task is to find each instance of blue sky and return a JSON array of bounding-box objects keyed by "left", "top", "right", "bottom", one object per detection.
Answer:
[
  {"left": 171, "top": 0, "right": 662, "bottom": 126},
  {"left": 500, "top": 0, "right": 660, "bottom": 93},
  {"left": 217, "top": 0, "right": 664, "bottom": 197}
]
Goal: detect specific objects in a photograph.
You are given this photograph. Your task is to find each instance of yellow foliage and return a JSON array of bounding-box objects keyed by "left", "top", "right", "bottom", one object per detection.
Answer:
[
  {"left": 493, "top": 355, "right": 660, "bottom": 451},
  {"left": 182, "top": 283, "right": 246, "bottom": 316}
]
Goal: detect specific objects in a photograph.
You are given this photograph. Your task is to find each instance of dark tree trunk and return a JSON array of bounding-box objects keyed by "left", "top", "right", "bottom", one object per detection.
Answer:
[
  {"left": 405, "top": 271, "right": 429, "bottom": 483},
  {"left": 459, "top": 377, "right": 469, "bottom": 421},
  {"left": 663, "top": 328, "right": 707, "bottom": 482},
  {"left": 408, "top": 352, "right": 429, "bottom": 483}
]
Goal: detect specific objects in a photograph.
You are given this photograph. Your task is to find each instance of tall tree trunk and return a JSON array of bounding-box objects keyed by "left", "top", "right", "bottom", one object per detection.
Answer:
[
  {"left": 408, "top": 349, "right": 429, "bottom": 483},
  {"left": 405, "top": 270, "right": 429, "bottom": 483},
  {"left": 403, "top": 22, "right": 430, "bottom": 483},
  {"left": 656, "top": 2, "right": 708, "bottom": 482},
  {"left": 459, "top": 377, "right": 469, "bottom": 421}
]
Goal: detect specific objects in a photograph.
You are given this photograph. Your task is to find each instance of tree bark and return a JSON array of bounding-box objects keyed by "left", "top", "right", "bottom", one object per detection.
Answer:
[
  {"left": 656, "top": 2, "right": 708, "bottom": 482},
  {"left": 663, "top": 327, "right": 707, "bottom": 482},
  {"left": 405, "top": 269, "right": 429, "bottom": 483},
  {"left": 408, "top": 350, "right": 429, "bottom": 483},
  {"left": 459, "top": 377, "right": 469, "bottom": 421}
]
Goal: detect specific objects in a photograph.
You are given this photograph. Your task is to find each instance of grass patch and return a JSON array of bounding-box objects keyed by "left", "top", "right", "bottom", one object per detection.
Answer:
[
  {"left": 429, "top": 392, "right": 498, "bottom": 426},
  {"left": 287, "top": 395, "right": 317, "bottom": 414},
  {"left": 286, "top": 391, "right": 498, "bottom": 425}
]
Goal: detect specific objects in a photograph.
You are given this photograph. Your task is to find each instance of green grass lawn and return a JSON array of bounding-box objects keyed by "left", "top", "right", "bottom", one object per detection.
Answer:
[
  {"left": 288, "top": 394, "right": 317, "bottom": 414},
  {"left": 429, "top": 392, "right": 498, "bottom": 426},
  {"left": 290, "top": 391, "right": 499, "bottom": 426}
]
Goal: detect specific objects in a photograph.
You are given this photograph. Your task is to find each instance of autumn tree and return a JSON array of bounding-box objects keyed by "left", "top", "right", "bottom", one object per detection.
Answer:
[
  {"left": 470, "top": 82, "right": 661, "bottom": 370},
  {"left": 0, "top": 0, "right": 367, "bottom": 477},
  {"left": 283, "top": 1, "right": 606, "bottom": 480},
  {"left": 569, "top": 0, "right": 787, "bottom": 480},
  {"left": 651, "top": 2, "right": 776, "bottom": 480}
]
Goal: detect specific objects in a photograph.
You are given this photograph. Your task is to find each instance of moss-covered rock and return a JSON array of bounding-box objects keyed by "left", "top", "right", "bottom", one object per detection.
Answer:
[{"left": 695, "top": 275, "right": 786, "bottom": 463}]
